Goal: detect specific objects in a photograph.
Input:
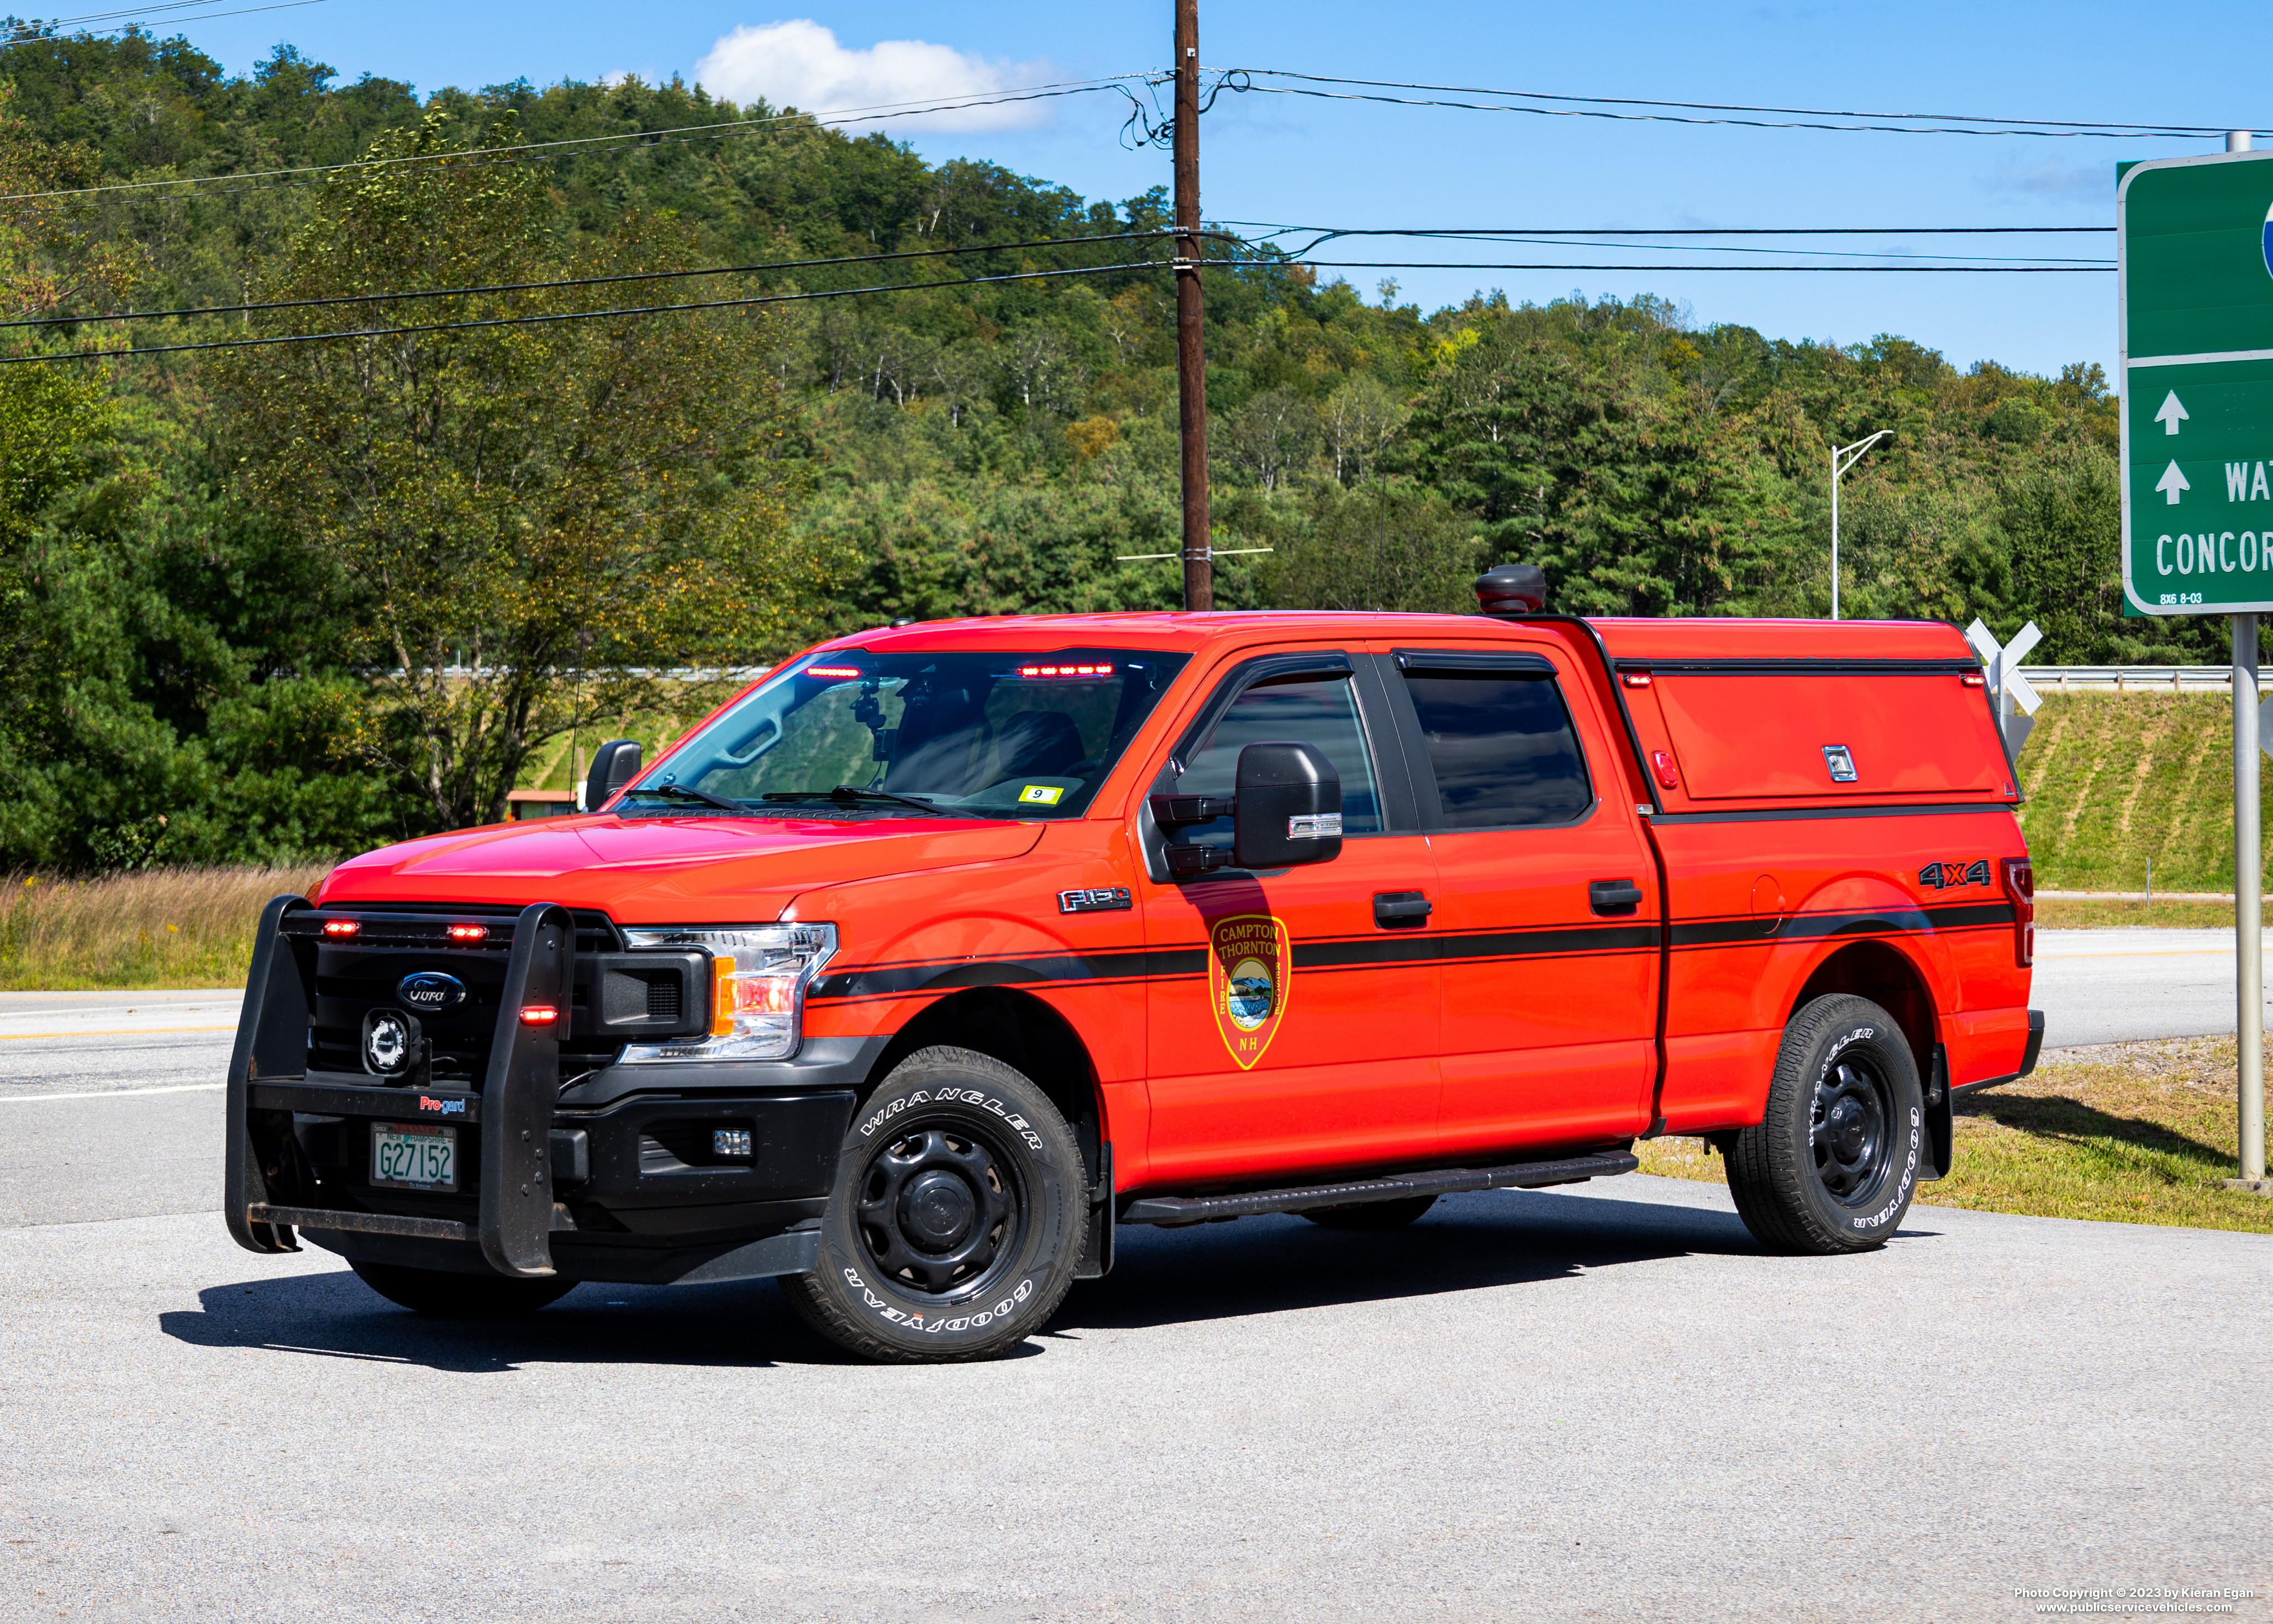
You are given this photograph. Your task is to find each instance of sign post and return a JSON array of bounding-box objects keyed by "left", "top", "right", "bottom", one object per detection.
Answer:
[{"left": 2119, "top": 145, "right": 2273, "bottom": 1189}]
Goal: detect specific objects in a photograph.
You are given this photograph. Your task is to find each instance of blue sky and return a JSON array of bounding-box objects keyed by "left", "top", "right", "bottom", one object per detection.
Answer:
[{"left": 152, "top": 0, "right": 2273, "bottom": 380}]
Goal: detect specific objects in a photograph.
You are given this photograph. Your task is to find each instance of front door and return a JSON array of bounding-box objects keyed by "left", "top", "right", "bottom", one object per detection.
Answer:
[{"left": 1138, "top": 653, "right": 1443, "bottom": 1187}]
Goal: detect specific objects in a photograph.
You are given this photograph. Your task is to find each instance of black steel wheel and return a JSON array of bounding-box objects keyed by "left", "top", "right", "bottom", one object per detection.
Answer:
[
  {"left": 349, "top": 1261, "right": 575, "bottom": 1318},
  {"left": 785, "top": 1047, "right": 1086, "bottom": 1363},
  {"left": 1302, "top": 1194, "right": 1438, "bottom": 1230},
  {"left": 1726, "top": 993, "right": 1924, "bottom": 1255}
]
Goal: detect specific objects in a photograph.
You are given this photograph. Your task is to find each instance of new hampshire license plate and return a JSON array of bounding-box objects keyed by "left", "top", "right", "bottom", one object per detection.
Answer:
[{"left": 372, "top": 1122, "right": 457, "bottom": 1190}]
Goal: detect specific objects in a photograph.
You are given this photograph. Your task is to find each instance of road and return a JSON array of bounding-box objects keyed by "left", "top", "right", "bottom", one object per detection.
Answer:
[
  {"left": 2033, "top": 927, "right": 2273, "bottom": 1047},
  {"left": 2, "top": 986, "right": 2270, "bottom": 1619}
]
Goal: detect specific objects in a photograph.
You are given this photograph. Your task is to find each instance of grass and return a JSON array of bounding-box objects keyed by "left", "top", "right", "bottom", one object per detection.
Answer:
[
  {"left": 0, "top": 866, "right": 327, "bottom": 990},
  {"left": 2014, "top": 691, "right": 2270, "bottom": 894},
  {"left": 2035, "top": 897, "right": 2238, "bottom": 929},
  {"left": 1636, "top": 1036, "right": 2273, "bottom": 1235}
]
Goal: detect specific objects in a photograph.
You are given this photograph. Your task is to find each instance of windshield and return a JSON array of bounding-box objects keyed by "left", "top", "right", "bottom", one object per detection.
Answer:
[{"left": 625, "top": 647, "right": 1192, "bottom": 818}]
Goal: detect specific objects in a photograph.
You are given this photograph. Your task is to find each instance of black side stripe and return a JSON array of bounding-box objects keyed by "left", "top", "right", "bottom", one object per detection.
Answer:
[
  {"left": 1671, "top": 902, "right": 2013, "bottom": 948},
  {"left": 1649, "top": 802, "right": 2018, "bottom": 825},
  {"left": 1613, "top": 657, "right": 1978, "bottom": 676},
  {"left": 811, "top": 906, "right": 2003, "bottom": 1003}
]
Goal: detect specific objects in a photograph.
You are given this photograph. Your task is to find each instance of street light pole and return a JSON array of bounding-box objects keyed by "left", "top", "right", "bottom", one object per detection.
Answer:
[{"left": 1829, "top": 430, "right": 1892, "bottom": 621}]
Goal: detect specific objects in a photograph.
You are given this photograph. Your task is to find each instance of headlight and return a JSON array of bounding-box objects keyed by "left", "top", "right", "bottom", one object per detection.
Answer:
[{"left": 618, "top": 923, "right": 836, "bottom": 1063}]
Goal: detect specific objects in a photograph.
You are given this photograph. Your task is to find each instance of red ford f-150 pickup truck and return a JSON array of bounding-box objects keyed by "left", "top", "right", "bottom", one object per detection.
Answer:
[{"left": 223, "top": 592, "right": 2042, "bottom": 1362}]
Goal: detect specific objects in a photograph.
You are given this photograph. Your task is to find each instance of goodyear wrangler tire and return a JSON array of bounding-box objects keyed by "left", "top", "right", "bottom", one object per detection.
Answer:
[
  {"left": 785, "top": 1047, "right": 1087, "bottom": 1363},
  {"left": 1725, "top": 995, "right": 1924, "bottom": 1255}
]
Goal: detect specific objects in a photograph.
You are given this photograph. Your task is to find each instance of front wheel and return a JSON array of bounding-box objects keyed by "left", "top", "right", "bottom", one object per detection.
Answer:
[
  {"left": 349, "top": 1261, "right": 575, "bottom": 1318},
  {"left": 1725, "top": 994, "right": 1924, "bottom": 1255},
  {"left": 784, "top": 1047, "right": 1087, "bottom": 1363}
]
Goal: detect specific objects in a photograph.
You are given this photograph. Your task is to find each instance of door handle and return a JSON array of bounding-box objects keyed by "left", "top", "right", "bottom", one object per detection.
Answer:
[
  {"left": 1588, "top": 879, "right": 1644, "bottom": 916},
  {"left": 1374, "top": 891, "right": 1432, "bottom": 928}
]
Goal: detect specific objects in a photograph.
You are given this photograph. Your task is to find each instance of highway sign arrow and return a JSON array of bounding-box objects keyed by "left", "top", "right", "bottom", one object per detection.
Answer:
[
  {"left": 2155, "top": 390, "right": 2190, "bottom": 434},
  {"left": 2156, "top": 461, "right": 2191, "bottom": 504}
]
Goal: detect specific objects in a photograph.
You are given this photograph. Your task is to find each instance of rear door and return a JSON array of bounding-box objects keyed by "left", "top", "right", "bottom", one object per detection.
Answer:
[
  {"left": 1137, "top": 650, "right": 1444, "bottom": 1186},
  {"left": 1380, "top": 643, "right": 1661, "bottom": 1155}
]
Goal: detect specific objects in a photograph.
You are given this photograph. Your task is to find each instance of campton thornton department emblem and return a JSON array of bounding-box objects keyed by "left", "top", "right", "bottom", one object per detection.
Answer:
[{"left": 1207, "top": 913, "right": 1290, "bottom": 1069}]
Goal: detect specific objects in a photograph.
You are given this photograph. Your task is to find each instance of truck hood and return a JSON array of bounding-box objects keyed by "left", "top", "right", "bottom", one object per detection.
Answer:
[{"left": 317, "top": 812, "right": 1046, "bottom": 923}]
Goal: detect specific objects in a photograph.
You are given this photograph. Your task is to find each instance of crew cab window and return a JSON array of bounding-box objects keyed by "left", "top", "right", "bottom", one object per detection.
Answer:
[
  {"left": 1400, "top": 662, "right": 1593, "bottom": 828},
  {"left": 629, "top": 648, "right": 1191, "bottom": 819},
  {"left": 1175, "top": 670, "right": 1383, "bottom": 845}
]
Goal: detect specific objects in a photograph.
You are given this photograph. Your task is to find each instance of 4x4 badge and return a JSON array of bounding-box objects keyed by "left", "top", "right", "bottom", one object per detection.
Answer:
[
  {"left": 1208, "top": 913, "right": 1290, "bottom": 1070},
  {"left": 1918, "top": 859, "right": 1992, "bottom": 890}
]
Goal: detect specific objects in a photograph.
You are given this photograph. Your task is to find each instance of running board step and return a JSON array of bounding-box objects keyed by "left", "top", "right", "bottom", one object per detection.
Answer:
[{"left": 1119, "top": 1151, "right": 1639, "bottom": 1227}]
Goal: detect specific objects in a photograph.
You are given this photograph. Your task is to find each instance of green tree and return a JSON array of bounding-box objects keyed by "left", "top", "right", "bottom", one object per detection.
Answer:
[{"left": 209, "top": 113, "right": 835, "bottom": 828}]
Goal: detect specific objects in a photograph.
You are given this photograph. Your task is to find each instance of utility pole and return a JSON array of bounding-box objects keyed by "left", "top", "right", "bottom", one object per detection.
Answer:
[{"left": 1172, "top": 0, "right": 1211, "bottom": 612}]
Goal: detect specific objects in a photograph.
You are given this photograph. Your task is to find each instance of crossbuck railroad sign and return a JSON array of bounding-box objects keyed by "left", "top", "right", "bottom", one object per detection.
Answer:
[{"left": 1965, "top": 618, "right": 2041, "bottom": 756}]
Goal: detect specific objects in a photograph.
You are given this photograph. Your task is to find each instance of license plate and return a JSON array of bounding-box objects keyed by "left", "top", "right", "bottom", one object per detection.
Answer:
[{"left": 372, "top": 1122, "right": 457, "bottom": 1190}]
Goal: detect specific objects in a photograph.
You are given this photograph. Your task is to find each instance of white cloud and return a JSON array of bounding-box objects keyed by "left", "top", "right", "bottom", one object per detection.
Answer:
[{"left": 693, "top": 20, "right": 1057, "bottom": 132}]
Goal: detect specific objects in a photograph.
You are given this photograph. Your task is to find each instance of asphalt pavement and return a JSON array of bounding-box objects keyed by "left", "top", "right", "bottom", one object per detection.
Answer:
[
  {"left": 2032, "top": 927, "right": 2273, "bottom": 1047},
  {"left": 1, "top": 980, "right": 2270, "bottom": 1619}
]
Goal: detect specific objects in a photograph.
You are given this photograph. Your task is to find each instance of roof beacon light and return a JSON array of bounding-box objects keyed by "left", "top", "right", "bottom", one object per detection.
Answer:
[
  {"left": 1474, "top": 564, "right": 1548, "bottom": 618},
  {"left": 322, "top": 919, "right": 359, "bottom": 938},
  {"left": 1019, "top": 663, "right": 1114, "bottom": 678}
]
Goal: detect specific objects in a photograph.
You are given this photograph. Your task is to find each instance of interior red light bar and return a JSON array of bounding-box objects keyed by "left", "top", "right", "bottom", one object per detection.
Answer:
[
  {"left": 519, "top": 1006, "right": 560, "bottom": 1026},
  {"left": 804, "top": 665, "right": 864, "bottom": 679},
  {"left": 446, "top": 924, "right": 487, "bottom": 942},
  {"left": 1019, "top": 663, "right": 1114, "bottom": 678},
  {"left": 321, "top": 919, "right": 359, "bottom": 938}
]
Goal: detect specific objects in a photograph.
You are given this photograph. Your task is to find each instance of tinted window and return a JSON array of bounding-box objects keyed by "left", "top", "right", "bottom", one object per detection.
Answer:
[
  {"left": 1403, "top": 672, "right": 1592, "bottom": 828},
  {"left": 1176, "top": 671, "right": 1382, "bottom": 847}
]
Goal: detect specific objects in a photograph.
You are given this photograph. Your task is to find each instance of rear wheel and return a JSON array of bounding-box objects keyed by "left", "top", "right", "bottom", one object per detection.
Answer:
[
  {"left": 1301, "top": 1195, "right": 1438, "bottom": 1230},
  {"left": 1726, "top": 994, "right": 1924, "bottom": 1254},
  {"left": 785, "top": 1047, "right": 1087, "bottom": 1363},
  {"left": 349, "top": 1261, "right": 575, "bottom": 1318}
]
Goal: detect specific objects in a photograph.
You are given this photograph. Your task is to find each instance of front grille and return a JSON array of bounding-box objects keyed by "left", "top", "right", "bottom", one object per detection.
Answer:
[{"left": 293, "top": 902, "right": 690, "bottom": 1081}]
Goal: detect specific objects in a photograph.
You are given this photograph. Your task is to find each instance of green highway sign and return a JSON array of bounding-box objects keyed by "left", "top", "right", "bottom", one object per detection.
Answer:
[{"left": 2121, "top": 151, "right": 2273, "bottom": 614}]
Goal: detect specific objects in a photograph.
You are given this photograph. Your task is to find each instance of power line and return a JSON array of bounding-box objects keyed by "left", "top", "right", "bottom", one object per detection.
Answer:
[
  {"left": 1246, "top": 232, "right": 2107, "bottom": 266},
  {"left": 1283, "top": 259, "right": 2111, "bottom": 272},
  {"left": 0, "top": 73, "right": 1155, "bottom": 204},
  {"left": 0, "top": 229, "right": 1208, "bottom": 330},
  {"left": 1224, "top": 221, "right": 2113, "bottom": 236},
  {"left": 0, "top": 259, "right": 1162, "bottom": 365},
  {"left": 1218, "top": 67, "right": 2243, "bottom": 138},
  {"left": 5, "top": 0, "right": 321, "bottom": 36}
]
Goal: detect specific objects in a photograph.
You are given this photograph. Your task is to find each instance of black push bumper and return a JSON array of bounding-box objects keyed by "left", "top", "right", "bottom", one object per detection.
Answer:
[{"left": 224, "top": 896, "right": 860, "bottom": 1285}]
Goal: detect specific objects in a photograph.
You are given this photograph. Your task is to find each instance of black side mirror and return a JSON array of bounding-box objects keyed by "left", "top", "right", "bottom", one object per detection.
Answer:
[
  {"left": 1233, "top": 741, "right": 1343, "bottom": 869},
  {"left": 584, "top": 739, "right": 643, "bottom": 811}
]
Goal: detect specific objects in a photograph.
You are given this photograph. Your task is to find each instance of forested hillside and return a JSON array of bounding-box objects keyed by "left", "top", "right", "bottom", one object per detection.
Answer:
[{"left": 0, "top": 28, "right": 2189, "bottom": 868}]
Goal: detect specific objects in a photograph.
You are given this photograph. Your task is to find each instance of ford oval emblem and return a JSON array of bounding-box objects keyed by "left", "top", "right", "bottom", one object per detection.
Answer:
[{"left": 397, "top": 971, "right": 467, "bottom": 1012}]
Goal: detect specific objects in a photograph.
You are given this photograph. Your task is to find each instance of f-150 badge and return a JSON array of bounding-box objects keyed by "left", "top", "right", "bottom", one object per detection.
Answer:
[
  {"left": 1208, "top": 913, "right": 1289, "bottom": 1070},
  {"left": 1918, "top": 859, "right": 1991, "bottom": 890}
]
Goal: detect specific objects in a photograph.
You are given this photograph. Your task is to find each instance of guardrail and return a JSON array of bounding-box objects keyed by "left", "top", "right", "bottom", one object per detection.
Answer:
[{"left": 2022, "top": 666, "right": 2266, "bottom": 693}]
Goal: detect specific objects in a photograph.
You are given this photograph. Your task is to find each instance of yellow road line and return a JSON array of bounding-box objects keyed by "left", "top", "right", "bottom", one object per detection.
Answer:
[{"left": 0, "top": 1024, "right": 237, "bottom": 1040}]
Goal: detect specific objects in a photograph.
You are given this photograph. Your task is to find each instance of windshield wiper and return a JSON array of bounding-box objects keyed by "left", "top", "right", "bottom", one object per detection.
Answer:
[
  {"left": 620, "top": 782, "right": 746, "bottom": 813},
  {"left": 762, "top": 786, "right": 946, "bottom": 817}
]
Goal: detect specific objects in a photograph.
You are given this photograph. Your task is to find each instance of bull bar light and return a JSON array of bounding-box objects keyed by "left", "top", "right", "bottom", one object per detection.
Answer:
[{"left": 618, "top": 924, "right": 837, "bottom": 1063}]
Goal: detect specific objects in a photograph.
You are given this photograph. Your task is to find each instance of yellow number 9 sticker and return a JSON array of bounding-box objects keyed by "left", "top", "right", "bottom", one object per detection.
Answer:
[{"left": 1017, "top": 784, "right": 1066, "bottom": 805}]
